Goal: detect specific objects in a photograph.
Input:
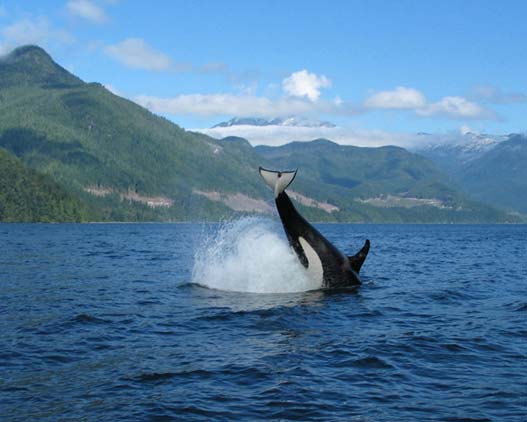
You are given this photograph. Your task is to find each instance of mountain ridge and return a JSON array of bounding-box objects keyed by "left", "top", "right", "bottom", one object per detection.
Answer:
[
  {"left": 414, "top": 131, "right": 509, "bottom": 173},
  {"left": 416, "top": 132, "right": 527, "bottom": 213},
  {"left": 0, "top": 45, "right": 522, "bottom": 223},
  {"left": 0, "top": 45, "right": 83, "bottom": 89}
]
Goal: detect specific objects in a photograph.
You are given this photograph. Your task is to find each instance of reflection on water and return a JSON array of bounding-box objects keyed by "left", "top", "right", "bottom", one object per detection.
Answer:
[{"left": 189, "top": 283, "right": 327, "bottom": 312}]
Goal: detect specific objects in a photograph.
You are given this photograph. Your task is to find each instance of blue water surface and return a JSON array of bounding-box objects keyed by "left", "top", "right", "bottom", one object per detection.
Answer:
[{"left": 0, "top": 223, "right": 526, "bottom": 421}]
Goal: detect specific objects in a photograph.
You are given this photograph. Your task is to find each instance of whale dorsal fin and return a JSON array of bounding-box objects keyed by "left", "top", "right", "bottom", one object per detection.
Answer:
[
  {"left": 348, "top": 239, "right": 370, "bottom": 273},
  {"left": 259, "top": 167, "right": 297, "bottom": 198}
]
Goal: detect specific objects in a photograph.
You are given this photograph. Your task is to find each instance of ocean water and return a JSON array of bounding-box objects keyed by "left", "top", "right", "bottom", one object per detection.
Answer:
[{"left": 0, "top": 220, "right": 526, "bottom": 421}]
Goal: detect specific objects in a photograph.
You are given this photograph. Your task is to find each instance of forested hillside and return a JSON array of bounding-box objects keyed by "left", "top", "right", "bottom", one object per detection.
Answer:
[
  {"left": 0, "top": 148, "right": 91, "bottom": 222},
  {"left": 0, "top": 45, "right": 521, "bottom": 223}
]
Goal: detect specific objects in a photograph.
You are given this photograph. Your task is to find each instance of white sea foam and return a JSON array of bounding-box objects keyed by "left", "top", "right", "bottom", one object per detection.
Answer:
[{"left": 191, "top": 217, "right": 322, "bottom": 293}]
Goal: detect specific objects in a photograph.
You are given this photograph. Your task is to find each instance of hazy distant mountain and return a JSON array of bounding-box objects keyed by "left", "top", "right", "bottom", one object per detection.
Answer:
[
  {"left": 458, "top": 134, "right": 527, "bottom": 213},
  {"left": 415, "top": 131, "right": 507, "bottom": 174},
  {"left": 212, "top": 116, "right": 336, "bottom": 128},
  {"left": 415, "top": 132, "right": 527, "bottom": 213},
  {"left": 0, "top": 45, "right": 520, "bottom": 222}
]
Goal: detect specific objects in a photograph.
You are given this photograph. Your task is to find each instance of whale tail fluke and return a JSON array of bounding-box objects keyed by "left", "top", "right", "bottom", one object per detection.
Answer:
[
  {"left": 259, "top": 167, "right": 297, "bottom": 198},
  {"left": 348, "top": 239, "right": 370, "bottom": 273}
]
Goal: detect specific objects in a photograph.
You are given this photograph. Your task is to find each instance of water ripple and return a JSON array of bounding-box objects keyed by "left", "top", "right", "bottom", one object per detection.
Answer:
[{"left": 0, "top": 223, "right": 525, "bottom": 421}]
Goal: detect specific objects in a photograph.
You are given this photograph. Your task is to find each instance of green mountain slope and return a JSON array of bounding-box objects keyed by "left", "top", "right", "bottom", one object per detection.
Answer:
[
  {"left": 0, "top": 45, "right": 267, "bottom": 221},
  {"left": 0, "top": 148, "right": 91, "bottom": 222},
  {"left": 0, "top": 45, "right": 83, "bottom": 88},
  {"left": 254, "top": 140, "right": 517, "bottom": 223},
  {"left": 0, "top": 45, "right": 521, "bottom": 223},
  {"left": 256, "top": 139, "right": 451, "bottom": 197}
]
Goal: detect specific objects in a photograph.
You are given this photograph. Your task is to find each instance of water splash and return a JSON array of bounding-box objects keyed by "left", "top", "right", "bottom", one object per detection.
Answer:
[{"left": 191, "top": 217, "right": 321, "bottom": 293}]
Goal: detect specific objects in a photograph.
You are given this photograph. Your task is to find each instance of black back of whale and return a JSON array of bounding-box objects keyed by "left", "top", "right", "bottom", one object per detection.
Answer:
[{"left": 275, "top": 191, "right": 369, "bottom": 288}]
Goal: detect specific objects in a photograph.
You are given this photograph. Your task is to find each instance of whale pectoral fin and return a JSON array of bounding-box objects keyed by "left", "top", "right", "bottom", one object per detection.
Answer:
[{"left": 348, "top": 239, "right": 370, "bottom": 273}]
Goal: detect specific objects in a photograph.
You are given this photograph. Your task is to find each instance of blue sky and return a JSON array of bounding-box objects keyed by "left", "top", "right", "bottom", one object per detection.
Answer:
[{"left": 0, "top": 0, "right": 526, "bottom": 146}]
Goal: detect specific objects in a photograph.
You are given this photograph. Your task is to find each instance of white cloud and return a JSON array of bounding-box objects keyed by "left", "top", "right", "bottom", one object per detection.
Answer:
[
  {"left": 363, "top": 86, "right": 494, "bottom": 120},
  {"left": 1, "top": 16, "right": 74, "bottom": 47},
  {"left": 104, "top": 38, "right": 172, "bottom": 71},
  {"left": 195, "top": 124, "right": 418, "bottom": 148},
  {"left": 134, "top": 93, "right": 347, "bottom": 118},
  {"left": 469, "top": 85, "right": 527, "bottom": 104},
  {"left": 199, "top": 61, "right": 228, "bottom": 73},
  {"left": 417, "top": 96, "right": 493, "bottom": 119},
  {"left": 101, "top": 40, "right": 232, "bottom": 75},
  {"left": 235, "top": 81, "right": 258, "bottom": 96},
  {"left": 459, "top": 124, "right": 475, "bottom": 135},
  {"left": 364, "top": 86, "right": 426, "bottom": 109},
  {"left": 66, "top": 0, "right": 108, "bottom": 24},
  {"left": 134, "top": 89, "right": 494, "bottom": 123},
  {"left": 282, "top": 69, "right": 331, "bottom": 101}
]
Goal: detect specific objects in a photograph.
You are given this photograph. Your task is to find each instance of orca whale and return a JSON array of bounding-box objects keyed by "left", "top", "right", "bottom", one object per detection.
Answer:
[{"left": 259, "top": 167, "right": 370, "bottom": 289}]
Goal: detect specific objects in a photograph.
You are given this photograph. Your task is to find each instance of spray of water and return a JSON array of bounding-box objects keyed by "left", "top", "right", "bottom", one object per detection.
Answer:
[{"left": 191, "top": 217, "right": 322, "bottom": 293}]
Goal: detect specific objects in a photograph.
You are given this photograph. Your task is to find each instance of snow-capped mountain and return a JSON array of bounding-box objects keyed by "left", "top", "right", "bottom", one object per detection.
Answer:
[
  {"left": 418, "top": 131, "right": 504, "bottom": 154},
  {"left": 202, "top": 116, "right": 340, "bottom": 147},
  {"left": 456, "top": 134, "right": 527, "bottom": 213},
  {"left": 410, "top": 132, "right": 527, "bottom": 214},
  {"left": 414, "top": 131, "right": 509, "bottom": 173},
  {"left": 212, "top": 116, "right": 336, "bottom": 128}
]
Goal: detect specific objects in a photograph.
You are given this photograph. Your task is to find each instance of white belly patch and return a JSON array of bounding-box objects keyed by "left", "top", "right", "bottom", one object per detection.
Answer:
[{"left": 298, "top": 237, "right": 324, "bottom": 287}]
